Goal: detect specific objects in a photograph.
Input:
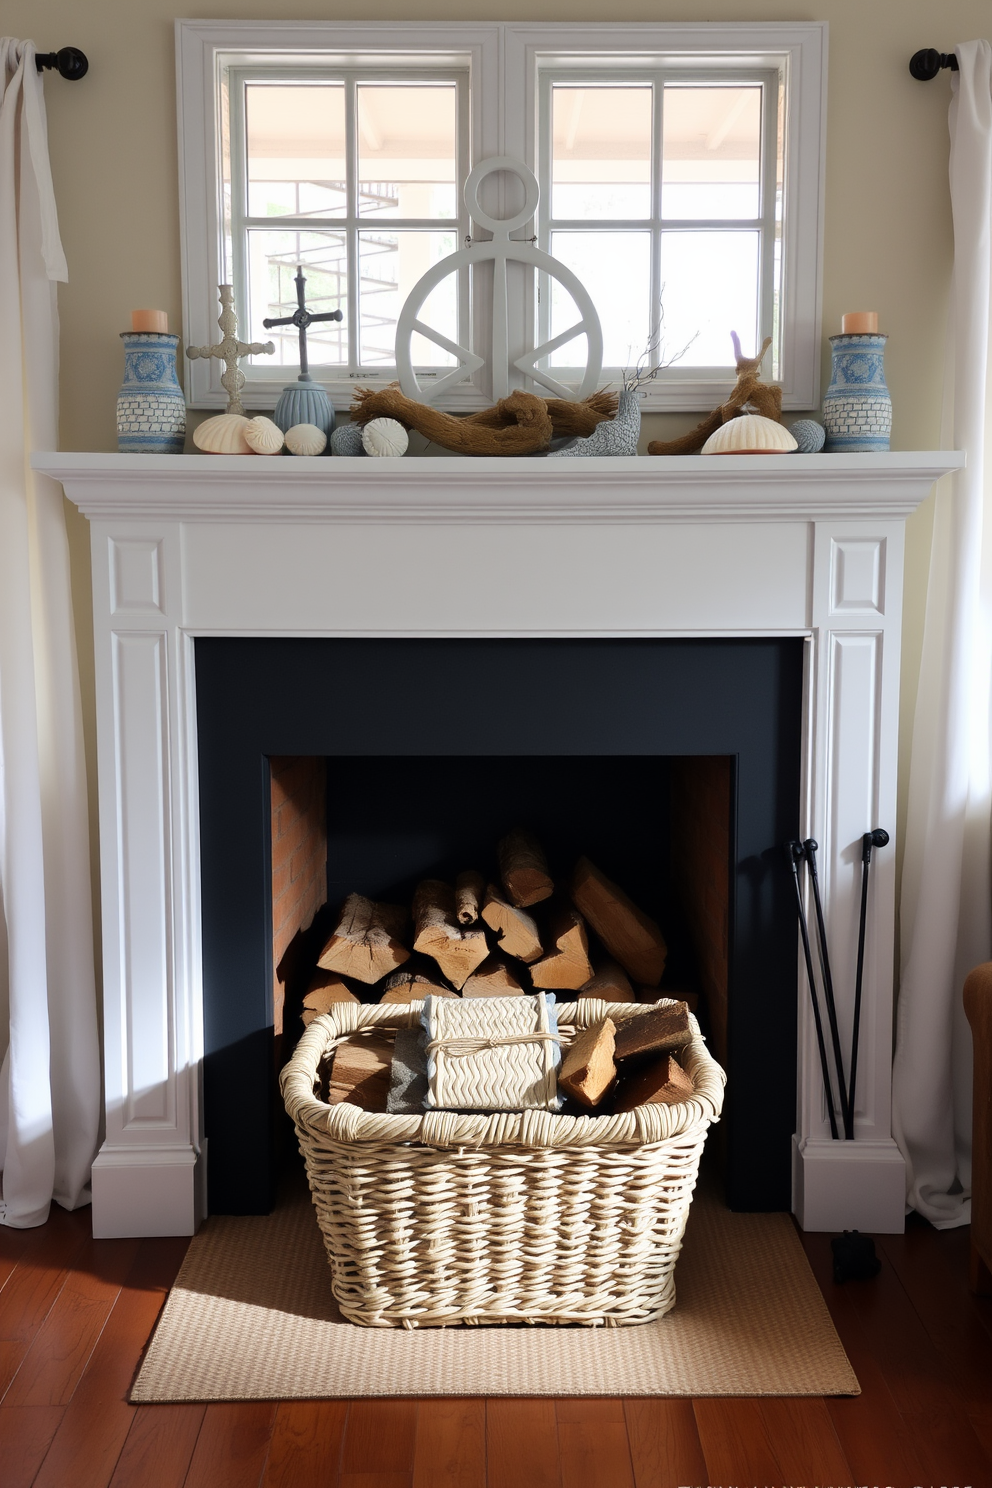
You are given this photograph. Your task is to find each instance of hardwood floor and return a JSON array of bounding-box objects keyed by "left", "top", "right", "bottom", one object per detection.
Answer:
[{"left": 1, "top": 1202, "right": 990, "bottom": 1487}]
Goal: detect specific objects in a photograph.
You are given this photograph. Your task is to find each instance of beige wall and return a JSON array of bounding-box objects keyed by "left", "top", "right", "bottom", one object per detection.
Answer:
[{"left": 9, "top": 0, "right": 986, "bottom": 921}]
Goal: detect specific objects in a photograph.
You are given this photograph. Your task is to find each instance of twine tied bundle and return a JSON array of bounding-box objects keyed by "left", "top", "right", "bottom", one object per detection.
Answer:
[{"left": 423, "top": 994, "right": 562, "bottom": 1112}]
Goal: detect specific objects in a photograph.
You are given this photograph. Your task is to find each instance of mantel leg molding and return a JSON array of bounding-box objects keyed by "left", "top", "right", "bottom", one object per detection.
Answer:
[{"left": 792, "top": 523, "right": 907, "bottom": 1233}]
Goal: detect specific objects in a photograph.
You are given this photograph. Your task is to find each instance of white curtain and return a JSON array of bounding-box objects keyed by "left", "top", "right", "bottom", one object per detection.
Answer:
[
  {"left": 894, "top": 40, "right": 992, "bottom": 1230},
  {"left": 0, "top": 40, "right": 100, "bottom": 1227}
]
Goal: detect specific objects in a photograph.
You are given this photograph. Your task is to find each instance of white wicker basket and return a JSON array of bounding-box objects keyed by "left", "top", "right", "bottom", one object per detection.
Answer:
[{"left": 280, "top": 998, "right": 725, "bottom": 1328}]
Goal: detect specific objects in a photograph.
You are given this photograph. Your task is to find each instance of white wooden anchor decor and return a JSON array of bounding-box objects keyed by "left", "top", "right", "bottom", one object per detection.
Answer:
[{"left": 394, "top": 157, "right": 603, "bottom": 404}]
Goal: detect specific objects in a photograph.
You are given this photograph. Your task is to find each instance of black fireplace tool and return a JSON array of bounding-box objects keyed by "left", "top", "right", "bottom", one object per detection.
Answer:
[
  {"left": 849, "top": 829, "right": 889, "bottom": 1139},
  {"left": 785, "top": 841, "right": 840, "bottom": 1139},
  {"left": 802, "top": 838, "right": 852, "bottom": 1138}
]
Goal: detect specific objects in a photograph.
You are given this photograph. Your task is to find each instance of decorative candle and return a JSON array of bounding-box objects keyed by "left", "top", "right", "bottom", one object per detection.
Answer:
[
  {"left": 841, "top": 311, "right": 879, "bottom": 335},
  {"left": 130, "top": 309, "right": 169, "bottom": 334}
]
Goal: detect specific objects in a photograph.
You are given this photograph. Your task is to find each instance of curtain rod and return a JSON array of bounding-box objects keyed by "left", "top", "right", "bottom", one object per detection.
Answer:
[
  {"left": 909, "top": 49, "right": 958, "bottom": 80},
  {"left": 35, "top": 47, "right": 88, "bottom": 80}
]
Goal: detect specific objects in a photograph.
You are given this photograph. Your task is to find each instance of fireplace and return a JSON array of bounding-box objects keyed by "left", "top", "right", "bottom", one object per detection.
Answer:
[
  {"left": 196, "top": 636, "right": 803, "bottom": 1213},
  {"left": 37, "top": 447, "right": 963, "bottom": 1236}
]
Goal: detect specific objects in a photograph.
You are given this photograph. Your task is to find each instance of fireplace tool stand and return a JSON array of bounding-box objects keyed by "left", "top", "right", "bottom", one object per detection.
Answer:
[{"left": 786, "top": 831, "right": 887, "bottom": 1142}]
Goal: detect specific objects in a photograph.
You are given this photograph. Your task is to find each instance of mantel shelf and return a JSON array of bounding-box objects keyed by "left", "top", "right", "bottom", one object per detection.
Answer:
[{"left": 35, "top": 450, "right": 964, "bottom": 524}]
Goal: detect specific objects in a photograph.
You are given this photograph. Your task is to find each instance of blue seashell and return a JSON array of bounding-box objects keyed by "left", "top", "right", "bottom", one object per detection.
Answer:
[
  {"left": 790, "top": 419, "right": 826, "bottom": 453},
  {"left": 330, "top": 422, "right": 367, "bottom": 456}
]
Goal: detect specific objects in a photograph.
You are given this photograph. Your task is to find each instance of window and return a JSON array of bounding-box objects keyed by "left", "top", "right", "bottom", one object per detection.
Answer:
[{"left": 178, "top": 21, "right": 825, "bottom": 412}]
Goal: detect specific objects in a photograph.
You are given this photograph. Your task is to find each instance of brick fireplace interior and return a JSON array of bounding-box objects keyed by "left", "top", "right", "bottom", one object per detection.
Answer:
[{"left": 196, "top": 637, "right": 804, "bottom": 1216}]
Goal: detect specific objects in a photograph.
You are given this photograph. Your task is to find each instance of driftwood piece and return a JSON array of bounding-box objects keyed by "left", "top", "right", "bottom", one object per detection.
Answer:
[
  {"left": 498, "top": 828, "right": 554, "bottom": 908},
  {"left": 351, "top": 384, "right": 617, "bottom": 456},
  {"left": 462, "top": 953, "right": 525, "bottom": 998},
  {"left": 570, "top": 857, "right": 667, "bottom": 986},
  {"left": 558, "top": 1017, "right": 617, "bottom": 1108},
  {"left": 647, "top": 333, "right": 783, "bottom": 456},
  {"left": 455, "top": 870, "right": 486, "bottom": 925},
  {"left": 480, "top": 883, "right": 543, "bottom": 963},
  {"left": 529, "top": 902, "right": 594, "bottom": 990},
  {"left": 413, "top": 879, "right": 490, "bottom": 989},
  {"left": 316, "top": 894, "right": 410, "bottom": 985},
  {"left": 613, "top": 1001, "right": 691, "bottom": 1064},
  {"left": 612, "top": 1052, "right": 694, "bottom": 1112},
  {"left": 578, "top": 960, "right": 635, "bottom": 1002},
  {"left": 301, "top": 970, "right": 360, "bottom": 1025},
  {"left": 326, "top": 1033, "right": 394, "bottom": 1111}
]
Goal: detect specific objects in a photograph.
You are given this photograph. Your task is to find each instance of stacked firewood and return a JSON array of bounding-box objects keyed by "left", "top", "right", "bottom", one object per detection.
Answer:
[
  {"left": 301, "top": 827, "right": 670, "bottom": 1022},
  {"left": 301, "top": 828, "right": 696, "bottom": 1116}
]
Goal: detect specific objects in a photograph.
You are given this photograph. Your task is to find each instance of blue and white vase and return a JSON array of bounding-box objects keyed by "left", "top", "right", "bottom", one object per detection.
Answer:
[
  {"left": 822, "top": 333, "right": 891, "bottom": 452},
  {"left": 116, "top": 333, "right": 186, "bottom": 454},
  {"left": 273, "top": 376, "right": 334, "bottom": 438}
]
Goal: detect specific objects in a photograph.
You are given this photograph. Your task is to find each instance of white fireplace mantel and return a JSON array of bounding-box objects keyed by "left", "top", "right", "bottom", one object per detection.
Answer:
[{"left": 37, "top": 449, "right": 963, "bottom": 1238}]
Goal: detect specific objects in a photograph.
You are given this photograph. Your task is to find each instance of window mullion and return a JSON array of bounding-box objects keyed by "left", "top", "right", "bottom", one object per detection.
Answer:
[
  {"left": 650, "top": 74, "right": 664, "bottom": 369},
  {"left": 345, "top": 75, "right": 360, "bottom": 371}
]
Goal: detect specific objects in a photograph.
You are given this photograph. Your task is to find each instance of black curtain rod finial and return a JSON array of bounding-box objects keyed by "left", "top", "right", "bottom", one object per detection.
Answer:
[
  {"left": 909, "top": 48, "right": 959, "bottom": 81},
  {"left": 35, "top": 47, "right": 88, "bottom": 81}
]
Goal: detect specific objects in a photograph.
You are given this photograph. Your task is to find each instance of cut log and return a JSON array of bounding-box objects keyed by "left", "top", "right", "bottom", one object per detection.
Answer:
[
  {"left": 558, "top": 1017, "right": 617, "bottom": 1107},
  {"left": 480, "top": 883, "right": 543, "bottom": 963},
  {"left": 376, "top": 955, "right": 455, "bottom": 1003},
  {"left": 612, "top": 1052, "right": 694, "bottom": 1112},
  {"left": 316, "top": 893, "right": 410, "bottom": 985},
  {"left": 326, "top": 1033, "right": 394, "bottom": 1110},
  {"left": 636, "top": 986, "right": 698, "bottom": 1014},
  {"left": 529, "top": 902, "right": 594, "bottom": 990},
  {"left": 498, "top": 828, "right": 554, "bottom": 907},
  {"left": 462, "top": 953, "right": 525, "bottom": 998},
  {"left": 455, "top": 869, "right": 486, "bottom": 925},
  {"left": 578, "top": 960, "right": 634, "bottom": 1002},
  {"left": 301, "top": 970, "right": 360, "bottom": 1025},
  {"left": 413, "top": 879, "right": 490, "bottom": 989},
  {"left": 613, "top": 1001, "right": 691, "bottom": 1064},
  {"left": 570, "top": 857, "right": 668, "bottom": 985}
]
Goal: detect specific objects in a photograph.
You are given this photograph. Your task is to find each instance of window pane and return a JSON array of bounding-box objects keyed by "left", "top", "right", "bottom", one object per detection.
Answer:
[
  {"left": 659, "top": 231, "right": 759, "bottom": 366},
  {"left": 548, "top": 232, "right": 650, "bottom": 369},
  {"left": 246, "top": 229, "right": 348, "bottom": 367},
  {"left": 358, "top": 86, "right": 457, "bottom": 220},
  {"left": 359, "top": 230, "right": 459, "bottom": 366},
  {"left": 662, "top": 86, "right": 761, "bottom": 220},
  {"left": 551, "top": 86, "right": 652, "bottom": 220},
  {"left": 245, "top": 85, "right": 346, "bottom": 219}
]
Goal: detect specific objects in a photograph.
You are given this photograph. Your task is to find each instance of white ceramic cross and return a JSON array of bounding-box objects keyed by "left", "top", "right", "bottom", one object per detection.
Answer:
[{"left": 186, "top": 285, "right": 275, "bottom": 416}]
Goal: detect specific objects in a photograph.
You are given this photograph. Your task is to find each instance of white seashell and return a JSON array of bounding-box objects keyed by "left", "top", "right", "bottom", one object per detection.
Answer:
[
  {"left": 192, "top": 413, "right": 253, "bottom": 455},
  {"left": 701, "top": 413, "right": 798, "bottom": 455},
  {"left": 284, "top": 422, "right": 327, "bottom": 456},
  {"left": 361, "top": 417, "right": 409, "bottom": 458},
  {"left": 243, "top": 416, "right": 285, "bottom": 455}
]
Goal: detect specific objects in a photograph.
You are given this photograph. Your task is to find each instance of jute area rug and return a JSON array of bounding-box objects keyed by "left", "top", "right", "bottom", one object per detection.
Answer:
[{"left": 131, "top": 1178, "right": 858, "bottom": 1401}]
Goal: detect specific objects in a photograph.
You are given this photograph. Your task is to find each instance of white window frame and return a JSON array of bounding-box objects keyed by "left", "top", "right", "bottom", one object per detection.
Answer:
[{"left": 177, "top": 20, "right": 826, "bottom": 413}]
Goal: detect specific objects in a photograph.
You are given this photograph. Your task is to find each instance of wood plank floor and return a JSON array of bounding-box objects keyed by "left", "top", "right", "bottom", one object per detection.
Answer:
[{"left": 1, "top": 1202, "right": 990, "bottom": 1487}]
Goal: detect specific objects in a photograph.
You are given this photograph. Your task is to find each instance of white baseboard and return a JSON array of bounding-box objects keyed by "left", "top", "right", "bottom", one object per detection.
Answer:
[
  {"left": 792, "top": 1135, "right": 906, "bottom": 1233},
  {"left": 91, "top": 1143, "right": 204, "bottom": 1238}
]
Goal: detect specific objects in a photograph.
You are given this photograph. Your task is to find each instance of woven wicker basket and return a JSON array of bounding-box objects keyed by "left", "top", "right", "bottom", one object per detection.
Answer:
[{"left": 280, "top": 998, "right": 725, "bottom": 1328}]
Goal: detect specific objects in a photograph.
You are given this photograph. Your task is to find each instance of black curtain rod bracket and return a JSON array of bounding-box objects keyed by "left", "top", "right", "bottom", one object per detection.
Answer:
[
  {"left": 35, "top": 47, "right": 89, "bottom": 81},
  {"left": 909, "top": 49, "right": 959, "bottom": 81}
]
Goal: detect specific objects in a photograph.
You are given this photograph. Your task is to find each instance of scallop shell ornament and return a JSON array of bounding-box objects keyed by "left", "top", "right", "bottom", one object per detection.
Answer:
[
  {"left": 284, "top": 423, "right": 328, "bottom": 456},
  {"left": 790, "top": 418, "right": 827, "bottom": 453},
  {"left": 243, "top": 416, "right": 285, "bottom": 455},
  {"left": 361, "top": 417, "right": 409, "bottom": 457},
  {"left": 701, "top": 414, "right": 798, "bottom": 455},
  {"left": 192, "top": 413, "right": 254, "bottom": 455}
]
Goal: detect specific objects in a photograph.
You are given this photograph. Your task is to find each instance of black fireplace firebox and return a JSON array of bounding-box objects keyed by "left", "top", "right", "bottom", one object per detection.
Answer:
[{"left": 196, "top": 636, "right": 804, "bottom": 1215}]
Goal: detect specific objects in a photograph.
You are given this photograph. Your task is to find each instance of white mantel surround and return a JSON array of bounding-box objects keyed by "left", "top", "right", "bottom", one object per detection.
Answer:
[{"left": 37, "top": 449, "right": 963, "bottom": 1238}]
